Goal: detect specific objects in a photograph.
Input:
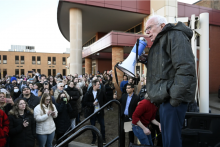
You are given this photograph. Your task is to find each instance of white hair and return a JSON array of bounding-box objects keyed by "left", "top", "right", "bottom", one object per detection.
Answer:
[
  {"left": 149, "top": 15, "right": 167, "bottom": 25},
  {"left": 58, "top": 83, "right": 64, "bottom": 87},
  {"left": 92, "top": 77, "right": 97, "bottom": 81}
]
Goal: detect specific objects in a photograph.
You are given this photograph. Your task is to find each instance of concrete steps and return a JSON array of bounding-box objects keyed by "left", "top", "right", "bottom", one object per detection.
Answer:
[{"left": 68, "top": 141, "right": 97, "bottom": 147}]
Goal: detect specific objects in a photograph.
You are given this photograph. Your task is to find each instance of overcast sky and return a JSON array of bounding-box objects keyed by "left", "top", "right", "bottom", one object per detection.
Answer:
[{"left": 0, "top": 0, "right": 199, "bottom": 53}]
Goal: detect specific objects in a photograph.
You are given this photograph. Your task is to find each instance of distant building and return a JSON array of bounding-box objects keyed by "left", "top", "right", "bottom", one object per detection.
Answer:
[{"left": 0, "top": 45, "right": 69, "bottom": 78}]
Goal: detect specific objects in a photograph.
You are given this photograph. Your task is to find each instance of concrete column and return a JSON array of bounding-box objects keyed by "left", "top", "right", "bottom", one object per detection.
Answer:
[
  {"left": 85, "top": 58, "right": 92, "bottom": 74},
  {"left": 112, "top": 46, "right": 124, "bottom": 98},
  {"left": 69, "top": 8, "right": 82, "bottom": 75}
]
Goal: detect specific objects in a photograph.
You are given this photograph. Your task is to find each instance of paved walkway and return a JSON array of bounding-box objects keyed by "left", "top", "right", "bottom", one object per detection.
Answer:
[{"left": 209, "top": 93, "right": 220, "bottom": 114}]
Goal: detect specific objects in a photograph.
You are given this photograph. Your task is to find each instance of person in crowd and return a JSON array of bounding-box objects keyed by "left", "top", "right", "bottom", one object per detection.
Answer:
[
  {"left": 34, "top": 93, "right": 58, "bottom": 147},
  {"left": 87, "top": 77, "right": 97, "bottom": 91},
  {"left": 49, "top": 76, "right": 56, "bottom": 86},
  {"left": 139, "top": 15, "right": 196, "bottom": 147},
  {"left": 74, "top": 73, "right": 78, "bottom": 78},
  {"left": 132, "top": 94, "right": 161, "bottom": 145},
  {"left": 52, "top": 78, "right": 63, "bottom": 92},
  {"left": 54, "top": 83, "right": 69, "bottom": 101},
  {"left": 63, "top": 79, "right": 68, "bottom": 89},
  {"left": 65, "top": 81, "right": 80, "bottom": 129},
  {"left": 8, "top": 98, "right": 36, "bottom": 147},
  {"left": 12, "top": 85, "right": 21, "bottom": 100},
  {"left": 28, "top": 83, "right": 35, "bottom": 94},
  {"left": 55, "top": 93, "right": 73, "bottom": 143},
  {"left": 120, "top": 75, "right": 128, "bottom": 94},
  {"left": 38, "top": 81, "right": 54, "bottom": 97},
  {"left": 122, "top": 77, "right": 134, "bottom": 94},
  {"left": 113, "top": 84, "right": 139, "bottom": 145},
  {"left": 17, "top": 86, "right": 40, "bottom": 110},
  {"left": 136, "top": 76, "right": 146, "bottom": 95},
  {"left": 83, "top": 79, "right": 106, "bottom": 145},
  {"left": 105, "top": 75, "right": 115, "bottom": 110},
  {"left": 0, "top": 109, "right": 9, "bottom": 147},
  {"left": 5, "top": 77, "right": 17, "bottom": 93},
  {"left": 0, "top": 92, "right": 14, "bottom": 115},
  {"left": 138, "top": 78, "right": 147, "bottom": 101},
  {"left": 32, "top": 83, "right": 41, "bottom": 97},
  {"left": 40, "top": 89, "right": 56, "bottom": 104}
]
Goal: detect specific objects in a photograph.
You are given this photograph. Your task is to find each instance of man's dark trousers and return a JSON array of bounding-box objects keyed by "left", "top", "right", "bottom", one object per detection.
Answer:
[
  {"left": 90, "top": 113, "right": 105, "bottom": 141},
  {"left": 121, "top": 116, "right": 134, "bottom": 146},
  {"left": 159, "top": 101, "right": 188, "bottom": 147}
]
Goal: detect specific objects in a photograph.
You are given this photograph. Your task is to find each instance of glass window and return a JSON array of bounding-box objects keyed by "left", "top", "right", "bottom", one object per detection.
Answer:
[
  {"left": 53, "top": 69, "right": 56, "bottom": 77},
  {"left": 48, "top": 69, "right": 51, "bottom": 77},
  {"left": 15, "top": 69, "right": 19, "bottom": 75},
  {"left": 52, "top": 57, "right": 56, "bottom": 65},
  {"left": 37, "top": 56, "right": 41, "bottom": 65},
  {"left": 3, "top": 55, "right": 7, "bottom": 64},
  {"left": 48, "top": 57, "right": 51, "bottom": 65},
  {"left": 21, "top": 69, "right": 24, "bottom": 75},
  {"left": 37, "top": 69, "right": 41, "bottom": 74},
  {"left": 62, "top": 57, "right": 66, "bottom": 65},
  {"left": 21, "top": 56, "right": 24, "bottom": 64},
  {"left": 15, "top": 56, "right": 19, "bottom": 64},
  {"left": 32, "top": 56, "right": 36, "bottom": 64},
  {"left": 62, "top": 69, "right": 66, "bottom": 76}
]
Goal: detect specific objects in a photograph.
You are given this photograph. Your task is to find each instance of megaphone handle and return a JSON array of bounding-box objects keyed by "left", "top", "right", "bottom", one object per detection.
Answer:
[{"left": 136, "top": 39, "right": 139, "bottom": 63}]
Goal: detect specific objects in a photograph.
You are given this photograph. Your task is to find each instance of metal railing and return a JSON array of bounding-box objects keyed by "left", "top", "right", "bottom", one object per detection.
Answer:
[{"left": 55, "top": 100, "right": 123, "bottom": 147}]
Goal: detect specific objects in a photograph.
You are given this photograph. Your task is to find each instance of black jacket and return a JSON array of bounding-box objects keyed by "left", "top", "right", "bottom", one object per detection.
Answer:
[
  {"left": 138, "top": 85, "right": 147, "bottom": 101},
  {"left": 12, "top": 91, "right": 21, "bottom": 101},
  {"left": 83, "top": 88, "right": 106, "bottom": 116},
  {"left": 1, "top": 104, "right": 13, "bottom": 116},
  {"left": 65, "top": 86, "right": 80, "bottom": 118},
  {"left": 118, "top": 93, "right": 139, "bottom": 120},
  {"left": 55, "top": 101, "right": 73, "bottom": 134},
  {"left": 17, "top": 93, "right": 40, "bottom": 110},
  {"left": 8, "top": 112, "right": 36, "bottom": 147},
  {"left": 146, "top": 22, "right": 196, "bottom": 106}
]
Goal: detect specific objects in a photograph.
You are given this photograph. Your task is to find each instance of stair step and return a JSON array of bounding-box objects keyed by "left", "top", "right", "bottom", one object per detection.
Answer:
[{"left": 68, "top": 141, "right": 97, "bottom": 147}]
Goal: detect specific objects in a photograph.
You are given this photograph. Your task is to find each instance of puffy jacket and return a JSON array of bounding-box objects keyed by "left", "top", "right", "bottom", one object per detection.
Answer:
[
  {"left": 8, "top": 111, "right": 36, "bottom": 147},
  {"left": 0, "top": 109, "right": 9, "bottom": 147},
  {"left": 65, "top": 86, "right": 80, "bottom": 118},
  {"left": 146, "top": 22, "right": 196, "bottom": 106},
  {"left": 17, "top": 93, "right": 40, "bottom": 110},
  {"left": 34, "top": 104, "right": 58, "bottom": 134},
  {"left": 55, "top": 101, "right": 73, "bottom": 134}
]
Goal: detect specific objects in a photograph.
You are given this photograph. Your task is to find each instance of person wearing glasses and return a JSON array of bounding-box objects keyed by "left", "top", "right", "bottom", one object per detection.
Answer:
[
  {"left": 54, "top": 83, "right": 69, "bottom": 101},
  {"left": 113, "top": 84, "right": 139, "bottom": 146},
  {"left": 8, "top": 98, "right": 36, "bottom": 147},
  {"left": 38, "top": 81, "right": 54, "bottom": 97},
  {"left": 138, "top": 15, "right": 196, "bottom": 147},
  {"left": 34, "top": 93, "right": 58, "bottom": 147},
  {"left": 16, "top": 86, "right": 40, "bottom": 110}
]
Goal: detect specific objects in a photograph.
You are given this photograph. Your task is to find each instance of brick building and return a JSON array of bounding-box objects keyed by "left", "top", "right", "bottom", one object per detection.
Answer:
[{"left": 0, "top": 48, "right": 69, "bottom": 78}]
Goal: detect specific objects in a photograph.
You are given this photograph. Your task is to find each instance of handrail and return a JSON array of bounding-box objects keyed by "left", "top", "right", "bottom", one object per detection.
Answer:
[
  {"left": 54, "top": 125, "right": 103, "bottom": 147},
  {"left": 55, "top": 100, "right": 123, "bottom": 147}
]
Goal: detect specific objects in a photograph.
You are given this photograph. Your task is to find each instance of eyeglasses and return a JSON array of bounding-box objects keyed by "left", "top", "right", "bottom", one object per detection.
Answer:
[
  {"left": 45, "top": 99, "right": 50, "bottom": 101},
  {"left": 145, "top": 23, "right": 160, "bottom": 33},
  {"left": 60, "top": 86, "right": 64, "bottom": 87}
]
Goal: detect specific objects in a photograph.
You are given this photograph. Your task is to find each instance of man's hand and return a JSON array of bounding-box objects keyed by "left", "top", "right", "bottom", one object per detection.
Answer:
[
  {"left": 143, "top": 127, "right": 151, "bottom": 135},
  {"left": 6, "top": 97, "right": 14, "bottom": 106},
  {"left": 93, "top": 101, "right": 99, "bottom": 106},
  {"left": 113, "top": 94, "right": 117, "bottom": 99},
  {"left": 158, "top": 123, "right": 161, "bottom": 132},
  {"left": 139, "top": 54, "right": 148, "bottom": 64}
]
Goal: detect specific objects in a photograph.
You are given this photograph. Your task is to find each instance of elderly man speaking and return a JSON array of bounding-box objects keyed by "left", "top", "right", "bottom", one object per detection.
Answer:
[{"left": 139, "top": 15, "right": 197, "bottom": 147}]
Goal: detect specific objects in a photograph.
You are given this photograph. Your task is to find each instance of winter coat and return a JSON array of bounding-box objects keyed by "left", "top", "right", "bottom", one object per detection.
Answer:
[
  {"left": 0, "top": 109, "right": 9, "bottom": 147},
  {"left": 138, "top": 85, "right": 147, "bottom": 101},
  {"left": 8, "top": 111, "right": 36, "bottom": 147},
  {"left": 17, "top": 93, "right": 40, "bottom": 110},
  {"left": 65, "top": 86, "right": 80, "bottom": 118},
  {"left": 34, "top": 104, "right": 58, "bottom": 134},
  {"left": 0, "top": 103, "right": 13, "bottom": 116},
  {"left": 55, "top": 101, "right": 73, "bottom": 134},
  {"left": 146, "top": 22, "right": 196, "bottom": 106},
  {"left": 105, "top": 82, "right": 115, "bottom": 101},
  {"left": 54, "top": 89, "right": 70, "bottom": 101},
  {"left": 83, "top": 88, "right": 106, "bottom": 116},
  {"left": 12, "top": 91, "right": 21, "bottom": 100}
]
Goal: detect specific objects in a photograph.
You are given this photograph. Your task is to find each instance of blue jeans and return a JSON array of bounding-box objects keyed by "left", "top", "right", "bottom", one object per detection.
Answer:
[
  {"left": 160, "top": 101, "right": 188, "bottom": 147},
  {"left": 132, "top": 125, "right": 153, "bottom": 146},
  {"left": 37, "top": 131, "right": 55, "bottom": 147},
  {"left": 90, "top": 113, "right": 105, "bottom": 141}
]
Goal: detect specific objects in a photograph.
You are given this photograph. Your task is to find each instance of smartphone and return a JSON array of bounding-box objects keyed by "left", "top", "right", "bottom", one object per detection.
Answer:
[
  {"left": 28, "top": 71, "right": 33, "bottom": 73},
  {"left": 6, "top": 93, "right": 10, "bottom": 98},
  {"left": 23, "top": 118, "right": 29, "bottom": 123}
]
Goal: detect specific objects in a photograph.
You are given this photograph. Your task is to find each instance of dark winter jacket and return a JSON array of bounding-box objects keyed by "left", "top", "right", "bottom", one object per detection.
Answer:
[
  {"left": 138, "top": 85, "right": 147, "bottom": 101},
  {"left": 0, "top": 103, "right": 13, "bottom": 116},
  {"left": 55, "top": 101, "right": 73, "bottom": 134},
  {"left": 65, "top": 86, "right": 80, "bottom": 118},
  {"left": 8, "top": 111, "right": 36, "bottom": 147},
  {"left": 0, "top": 109, "right": 9, "bottom": 147},
  {"left": 12, "top": 90, "right": 21, "bottom": 100},
  {"left": 105, "top": 83, "right": 115, "bottom": 96},
  {"left": 83, "top": 88, "right": 106, "bottom": 116},
  {"left": 146, "top": 22, "right": 196, "bottom": 106},
  {"left": 17, "top": 93, "right": 40, "bottom": 109}
]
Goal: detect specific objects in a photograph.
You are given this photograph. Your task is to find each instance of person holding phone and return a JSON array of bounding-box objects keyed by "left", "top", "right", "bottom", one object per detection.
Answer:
[
  {"left": 34, "top": 93, "right": 57, "bottom": 147},
  {"left": 104, "top": 75, "right": 115, "bottom": 110},
  {"left": 0, "top": 92, "right": 14, "bottom": 115},
  {"left": 8, "top": 98, "right": 36, "bottom": 147},
  {"left": 55, "top": 93, "right": 73, "bottom": 143}
]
